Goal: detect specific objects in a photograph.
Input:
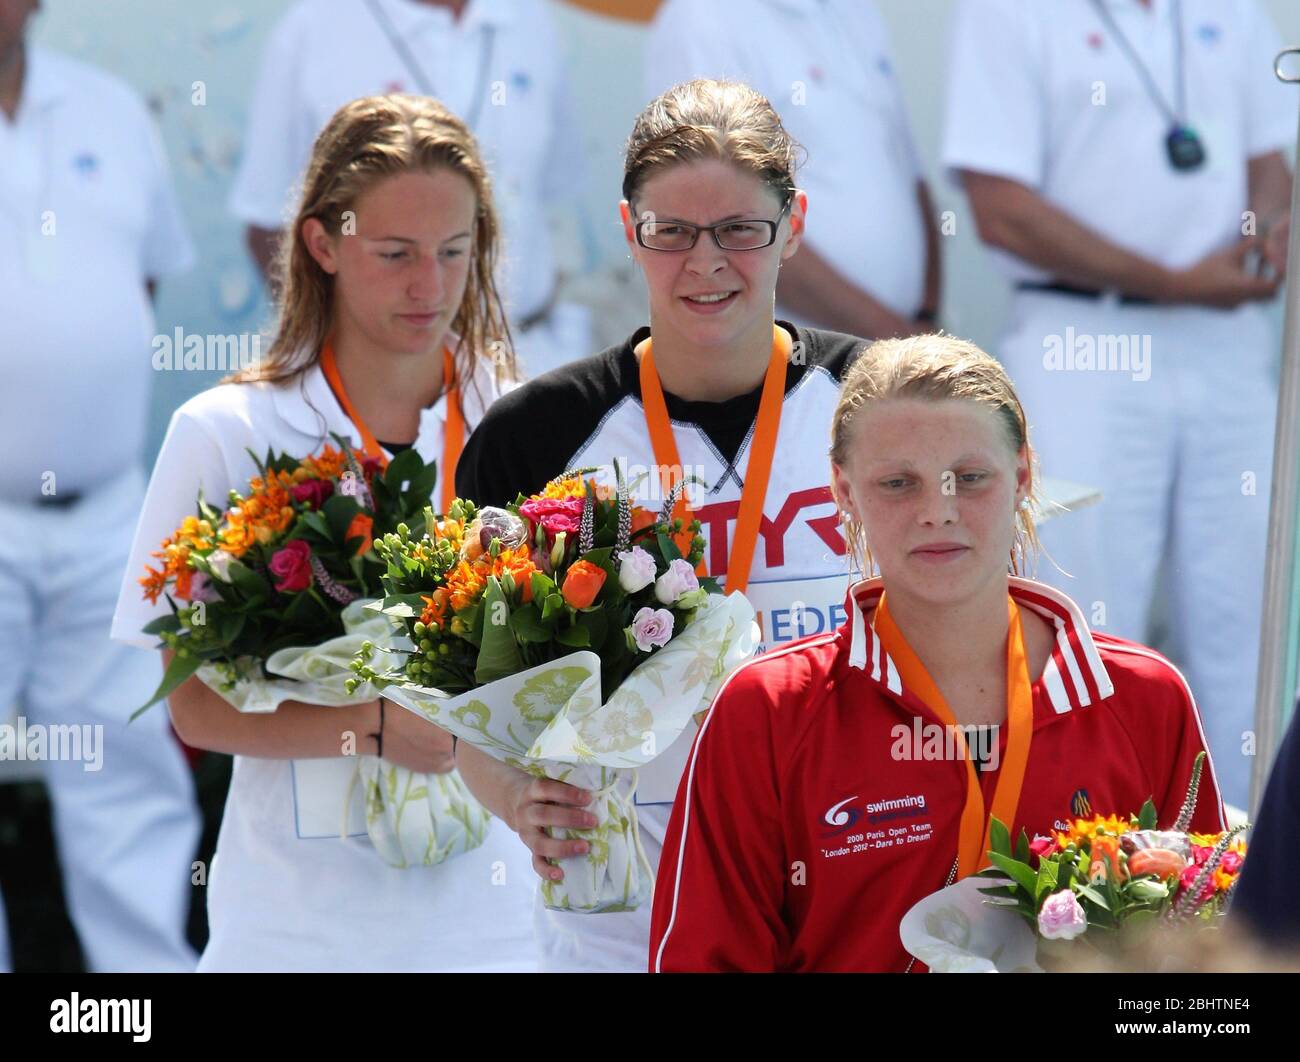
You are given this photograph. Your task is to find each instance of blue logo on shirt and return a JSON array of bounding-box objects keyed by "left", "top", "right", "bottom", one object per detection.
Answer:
[
  {"left": 877, "top": 56, "right": 893, "bottom": 77},
  {"left": 511, "top": 70, "right": 531, "bottom": 92},
  {"left": 72, "top": 152, "right": 99, "bottom": 176},
  {"left": 1197, "top": 23, "right": 1221, "bottom": 45}
]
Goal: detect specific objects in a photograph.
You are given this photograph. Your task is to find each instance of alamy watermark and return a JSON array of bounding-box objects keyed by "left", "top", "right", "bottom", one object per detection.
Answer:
[
  {"left": 152, "top": 328, "right": 262, "bottom": 372},
  {"left": 1042, "top": 327, "right": 1151, "bottom": 382},
  {"left": 0, "top": 717, "right": 103, "bottom": 772}
]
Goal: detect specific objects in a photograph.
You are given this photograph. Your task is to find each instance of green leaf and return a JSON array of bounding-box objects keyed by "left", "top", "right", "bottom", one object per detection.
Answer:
[
  {"left": 474, "top": 576, "right": 523, "bottom": 684},
  {"left": 1034, "top": 858, "right": 1060, "bottom": 904},
  {"left": 380, "top": 592, "right": 430, "bottom": 617},
  {"left": 530, "top": 571, "right": 557, "bottom": 602},
  {"left": 1014, "top": 828, "right": 1031, "bottom": 865},
  {"left": 384, "top": 448, "right": 425, "bottom": 491},
  {"left": 986, "top": 851, "right": 1039, "bottom": 898},
  {"left": 556, "top": 624, "right": 590, "bottom": 648},
  {"left": 218, "top": 611, "right": 247, "bottom": 644},
  {"left": 296, "top": 509, "right": 333, "bottom": 541},
  {"left": 541, "top": 592, "right": 565, "bottom": 622},
  {"left": 403, "top": 462, "right": 440, "bottom": 506},
  {"left": 1074, "top": 883, "right": 1111, "bottom": 911},
  {"left": 228, "top": 559, "right": 270, "bottom": 599},
  {"left": 1137, "top": 799, "right": 1158, "bottom": 831},
  {"left": 988, "top": 816, "right": 1012, "bottom": 858},
  {"left": 509, "top": 603, "right": 552, "bottom": 644},
  {"left": 281, "top": 588, "right": 332, "bottom": 630},
  {"left": 141, "top": 613, "right": 183, "bottom": 636},
  {"left": 369, "top": 476, "right": 392, "bottom": 514},
  {"left": 576, "top": 608, "right": 610, "bottom": 652},
  {"left": 322, "top": 494, "right": 363, "bottom": 541},
  {"left": 131, "top": 650, "right": 202, "bottom": 721},
  {"left": 656, "top": 531, "right": 683, "bottom": 562}
]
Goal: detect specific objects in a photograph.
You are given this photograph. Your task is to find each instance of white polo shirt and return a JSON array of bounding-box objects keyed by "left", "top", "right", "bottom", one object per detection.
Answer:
[
  {"left": 228, "top": 0, "right": 583, "bottom": 322},
  {"left": 643, "top": 0, "right": 927, "bottom": 319},
  {"left": 110, "top": 354, "right": 537, "bottom": 972},
  {"left": 0, "top": 47, "right": 193, "bottom": 501},
  {"left": 942, "top": 0, "right": 1296, "bottom": 280}
]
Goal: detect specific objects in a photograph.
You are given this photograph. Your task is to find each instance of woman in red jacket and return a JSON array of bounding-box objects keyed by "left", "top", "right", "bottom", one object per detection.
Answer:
[{"left": 649, "top": 333, "right": 1226, "bottom": 972}]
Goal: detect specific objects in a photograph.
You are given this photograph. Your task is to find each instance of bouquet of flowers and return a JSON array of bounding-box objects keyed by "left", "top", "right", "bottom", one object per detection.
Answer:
[
  {"left": 134, "top": 436, "right": 489, "bottom": 869},
  {"left": 901, "top": 753, "right": 1247, "bottom": 971},
  {"left": 349, "top": 466, "right": 759, "bottom": 912}
]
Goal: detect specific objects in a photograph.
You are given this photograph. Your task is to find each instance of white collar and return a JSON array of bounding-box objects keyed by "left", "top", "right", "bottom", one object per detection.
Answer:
[
  {"left": 268, "top": 359, "right": 469, "bottom": 454},
  {"left": 844, "top": 575, "right": 1116, "bottom": 714},
  {"left": 380, "top": 0, "right": 511, "bottom": 34}
]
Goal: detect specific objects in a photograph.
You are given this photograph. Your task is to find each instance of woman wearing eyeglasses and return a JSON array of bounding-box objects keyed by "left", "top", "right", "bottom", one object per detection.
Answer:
[{"left": 451, "top": 78, "right": 870, "bottom": 972}]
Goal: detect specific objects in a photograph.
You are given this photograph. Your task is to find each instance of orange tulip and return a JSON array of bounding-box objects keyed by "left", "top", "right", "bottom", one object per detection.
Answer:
[
  {"left": 561, "top": 560, "right": 606, "bottom": 609},
  {"left": 346, "top": 513, "right": 374, "bottom": 556}
]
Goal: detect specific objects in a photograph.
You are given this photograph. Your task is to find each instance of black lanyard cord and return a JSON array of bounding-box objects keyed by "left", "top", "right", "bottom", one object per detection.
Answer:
[
  {"left": 364, "top": 0, "right": 496, "bottom": 130},
  {"left": 1088, "top": 0, "right": 1186, "bottom": 126}
]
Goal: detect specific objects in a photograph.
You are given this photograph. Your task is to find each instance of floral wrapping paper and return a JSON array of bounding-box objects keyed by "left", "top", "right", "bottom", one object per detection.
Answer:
[
  {"left": 199, "top": 599, "right": 489, "bottom": 868},
  {"left": 380, "top": 591, "right": 760, "bottom": 912}
]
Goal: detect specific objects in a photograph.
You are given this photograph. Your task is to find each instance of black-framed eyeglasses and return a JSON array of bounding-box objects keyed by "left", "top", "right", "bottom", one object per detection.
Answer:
[{"left": 634, "top": 195, "right": 793, "bottom": 252}]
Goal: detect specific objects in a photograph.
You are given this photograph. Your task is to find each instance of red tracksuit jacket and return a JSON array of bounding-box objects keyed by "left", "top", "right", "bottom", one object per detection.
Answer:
[{"left": 649, "top": 577, "right": 1226, "bottom": 972}]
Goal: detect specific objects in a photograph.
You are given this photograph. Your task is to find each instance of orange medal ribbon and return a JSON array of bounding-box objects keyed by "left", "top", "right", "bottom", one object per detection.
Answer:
[
  {"left": 637, "top": 325, "right": 790, "bottom": 596},
  {"left": 873, "top": 592, "right": 1035, "bottom": 879},
  {"left": 319, "top": 340, "right": 463, "bottom": 512}
]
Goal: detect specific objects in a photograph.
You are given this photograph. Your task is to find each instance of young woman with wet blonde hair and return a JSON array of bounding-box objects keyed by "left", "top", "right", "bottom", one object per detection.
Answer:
[
  {"left": 650, "top": 333, "right": 1227, "bottom": 972},
  {"left": 112, "top": 94, "right": 533, "bottom": 972}
]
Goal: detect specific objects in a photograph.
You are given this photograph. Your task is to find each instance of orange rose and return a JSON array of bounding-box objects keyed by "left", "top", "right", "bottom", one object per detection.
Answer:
[
  {"left": 561, "top": 560, "right": 606, "bottom": 609},
  {"left": 346, "top": 513, "right": 374, "bottom": 556}
]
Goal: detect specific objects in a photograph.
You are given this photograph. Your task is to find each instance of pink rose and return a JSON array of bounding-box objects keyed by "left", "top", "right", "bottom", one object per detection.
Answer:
[
  {"left": 291, "top": 478, "right": 334, "bottom": 510},
  {"left": 1178, "top": 864, "right": 1215, "bottom": 904},
  {"left": 269, "top": 539, "right": 314, "bottom": 593},
  {"left": 1037, "top": 889, "right": 1087, "bottom": 941},
  {"left": 176, "top": 570, "right": 218, "bottom": 604},
  {"left": 519, "top": 497, "right": 584, "bottom": 544},
  {"left": 1219, "top": 851, "right": 1244, "bottom": 875},
  {"left": 1029, "top": 835, "right": 1059, "bottom": 865},
  {"left": 629, "top": 606, "right": 675, "bottom": 653}
]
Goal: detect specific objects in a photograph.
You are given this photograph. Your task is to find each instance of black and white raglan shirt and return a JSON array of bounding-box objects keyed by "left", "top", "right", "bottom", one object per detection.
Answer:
[{"left": 455, "top": 320, "right": 868, "bottom": 971}]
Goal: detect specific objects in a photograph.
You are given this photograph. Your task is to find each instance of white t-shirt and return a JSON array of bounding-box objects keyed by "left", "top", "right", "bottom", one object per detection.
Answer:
[
  {"left": 228, "top": 0, "right": 583, "bottom": 322},
  {"left": 941, "top": 0, "right": 1297, "bottom": 280},
  {"left": 644, "top": 0, "right": 927, "bottom": 320},
  {"left": 111, "top": 354, "right": 538, "bottom": 972},
  {"left": 0, "top": 47, "right": 193, "bottom": 500}
]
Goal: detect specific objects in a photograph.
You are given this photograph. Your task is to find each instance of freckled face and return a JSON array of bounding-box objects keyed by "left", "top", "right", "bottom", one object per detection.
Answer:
[
  {"left": 831, "top": 398, "right": 1030, "bottom": 605},
  {"left": 305, "top": 168, "right": 477, "bottom": 356}
]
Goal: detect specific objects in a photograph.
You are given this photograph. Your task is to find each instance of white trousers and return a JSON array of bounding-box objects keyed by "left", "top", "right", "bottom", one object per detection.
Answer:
[
  {"left": 997, "top": 292, "right": 1278, "bottom": 809},
  {"left": 0, "top": 468, "right": 200, "bottom": 971}
]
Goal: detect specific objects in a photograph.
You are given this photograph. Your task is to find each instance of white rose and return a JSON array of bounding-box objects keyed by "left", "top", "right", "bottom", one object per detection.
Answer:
[
  {"left": 206, "top": 549, "right": 235, "bottom": 582},
  {"left": 617, "top": 547, "right": 657, "bottom": 593}
]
